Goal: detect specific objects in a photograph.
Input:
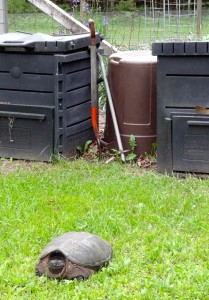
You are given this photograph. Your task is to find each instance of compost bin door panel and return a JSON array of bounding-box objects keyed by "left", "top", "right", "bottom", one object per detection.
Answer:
[
  {"left": 0, "top": 104, "right": 54, "bottom": 161},
  {"left": 172, "top": 115, "right": 209, "bottom": 173}
]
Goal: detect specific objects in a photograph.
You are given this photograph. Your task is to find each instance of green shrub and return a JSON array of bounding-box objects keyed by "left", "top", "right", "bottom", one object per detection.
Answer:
[
  {"left": 8, "top": 0, "right": 38, "bottom": 14},
  {"left": 116, "top": 0, "right": 136, "bottom": 12},
  {"left": 8, "top": 0, "right": 71, "bottom": 14}
]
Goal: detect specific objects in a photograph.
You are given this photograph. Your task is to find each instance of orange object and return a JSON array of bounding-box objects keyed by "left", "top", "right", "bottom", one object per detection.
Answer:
[{"left": 91, "top": 107, "right": 99, "bottom": 138}]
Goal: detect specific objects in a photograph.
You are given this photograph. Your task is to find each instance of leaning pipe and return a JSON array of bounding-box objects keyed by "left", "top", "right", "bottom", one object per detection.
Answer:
[{"left": 98, "top": 53, "right": 126, "bottom": 162}]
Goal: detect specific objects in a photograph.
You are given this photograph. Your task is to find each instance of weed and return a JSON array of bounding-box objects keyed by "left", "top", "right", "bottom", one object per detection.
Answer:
[
  {"left": 126, "top": 134, "right": 137, "bottom": 162},
  {"left": 129, "top": 134, "right": 137, "bottom": 152},
  {"left": 111, "top": 148, "right": 121, "bottom": 161},
  {"left": 111, "top": 135, "right": 137, "bottom": 162},
  {"left": 151, "top": 142, "right": 157, "bottom": 157},
  {"left": 76, "top": 140, "right": 92, "bottom": 156}
]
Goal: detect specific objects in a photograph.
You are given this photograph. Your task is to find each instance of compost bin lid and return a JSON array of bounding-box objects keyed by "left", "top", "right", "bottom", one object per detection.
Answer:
[
  {"left": 152, "top": 41, "right": 209, "bottom": 56},
  {"left": 0, "top": 32, "right": 101, "bottom": 53},
  {"left": 109, "top": 51, "right": 157, "bottom": 65}
]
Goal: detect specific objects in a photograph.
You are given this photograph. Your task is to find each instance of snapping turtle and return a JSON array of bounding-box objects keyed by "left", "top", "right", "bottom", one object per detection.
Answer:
[{"left": 35, "top": 232, "right": 112, "bottom": 281}]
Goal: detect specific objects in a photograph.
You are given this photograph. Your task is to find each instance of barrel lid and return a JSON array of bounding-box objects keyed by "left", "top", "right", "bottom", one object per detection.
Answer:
[
  {"left": 152, "top": 41, "right": 209, "bottom": 56},
  {"left": 109, "top": 51, "right": 157, "bottom": 64},
  {"left": 0, "top": 32, "right": 101, "bottom": 53}
]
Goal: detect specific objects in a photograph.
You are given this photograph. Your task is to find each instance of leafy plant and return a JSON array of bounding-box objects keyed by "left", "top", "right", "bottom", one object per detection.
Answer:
[
  {"left": 151, "top": 142, "right": 157, "bottom": 157},
  {"left": 126, "top": 151, "right": 136, "bottom": 162},
  {"left": 126, "top": 134, "right": 137, "bottom": 162},
  {"left": 111, "top": 148, "right": 121, "bottom": 161},
  {"left": 143, "top": 142, "right": 157, "bottom": 165},
  {"left": 84, "top": 140, "right": 93, "bottom": 153},
  {"left": 129, "top": 134, "right": 137, "bottom": 152},
  {"left": 76, "top": 140, "right": 92, "bottom": 156}
]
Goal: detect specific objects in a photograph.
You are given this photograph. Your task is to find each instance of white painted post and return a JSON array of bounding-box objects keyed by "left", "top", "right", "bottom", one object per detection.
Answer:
[{"left": 0, "top": 0, "right": 8, "bottom": 34}]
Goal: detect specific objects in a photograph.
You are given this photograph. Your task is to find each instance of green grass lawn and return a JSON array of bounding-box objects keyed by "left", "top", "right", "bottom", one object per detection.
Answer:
[{"left": 0, "top": 159, "right": 208, "bottom": 299}]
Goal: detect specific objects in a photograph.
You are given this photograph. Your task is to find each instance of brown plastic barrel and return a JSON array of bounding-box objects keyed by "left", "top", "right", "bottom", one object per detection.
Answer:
[{"left": 103, "top": 51, "right": 157, "bottom": 157}]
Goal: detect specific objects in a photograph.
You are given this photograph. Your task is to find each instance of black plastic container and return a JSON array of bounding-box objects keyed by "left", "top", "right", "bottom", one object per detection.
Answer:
[
  {"left": 153, "top": 41, "right": 209, "bottom": 174},
  {"left": 0, "top": 32, "right": 101, "bottom": 161}
]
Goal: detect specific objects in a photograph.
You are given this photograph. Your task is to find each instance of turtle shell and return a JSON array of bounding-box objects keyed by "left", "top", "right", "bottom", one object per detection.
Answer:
[{"left": 39, "top": 232, "right": 112, "bottom": 268}]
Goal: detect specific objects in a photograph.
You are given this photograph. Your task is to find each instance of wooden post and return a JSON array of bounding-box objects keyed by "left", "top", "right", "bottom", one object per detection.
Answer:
[
  {"left": 197, "top": 0, "right": 202, "bottom": 38},
  {"left": 80, "top": 0, "right": 84, "bottom": 21},
  {"left": 110, "top": 0, "right": 114, "bottom": 11},
  {"left": 0, "top": 0, "right": 8, "bottom": 34}
]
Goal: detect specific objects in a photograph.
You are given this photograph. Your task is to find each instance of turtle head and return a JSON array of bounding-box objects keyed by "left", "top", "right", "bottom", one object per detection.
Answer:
[{"left": 47, "top": 251, "right": 66, "bottom": 278}]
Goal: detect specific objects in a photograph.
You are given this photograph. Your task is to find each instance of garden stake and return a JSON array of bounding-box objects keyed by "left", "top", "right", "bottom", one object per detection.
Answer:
[{"left": 89, "top": 19, "right": 101, "bottom": 157}]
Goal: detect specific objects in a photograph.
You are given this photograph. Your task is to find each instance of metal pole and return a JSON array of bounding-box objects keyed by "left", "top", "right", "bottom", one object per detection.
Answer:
[
  {"left": 163, "top": 0, "right": 166, "bottom": 40},
  {"left": 188, "top": 0, "right": 190, "bottom": 30},
  {"left": 0, "top": 0, "right": 8, "bottom": 34},
  {"left": 144, "top": 0, "right": 146, "bottom": 28},
  {"left": 178, "top": 0, "right": 181, "bottom": 38},
  {"left": 98, "top": 53, "right": 126, "bottom": 162},
  {"left": 151, "top": 0, "right": 154, "bottom": 24},
  {"left": 168, "top": 0, "right": 171, "bottom": 36},
  {"left": 197, "top": 0, "right": 202, "bottom": 39}
]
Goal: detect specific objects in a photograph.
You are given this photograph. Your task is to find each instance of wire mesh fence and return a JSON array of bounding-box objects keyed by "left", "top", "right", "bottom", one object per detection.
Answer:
[{"left": 6, "top": 0, "right": 209, "bottom": 51}]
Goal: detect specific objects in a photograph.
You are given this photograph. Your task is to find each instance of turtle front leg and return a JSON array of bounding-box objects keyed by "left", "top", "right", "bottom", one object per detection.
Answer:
[
  {"left": 65, "top": 261, "right": 95, "bottom": 281},
  {"left": 35, "top": 259, "right": 48, "bottom": 277}
]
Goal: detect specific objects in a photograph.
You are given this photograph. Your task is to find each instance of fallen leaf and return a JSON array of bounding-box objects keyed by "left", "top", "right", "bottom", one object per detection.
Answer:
[
  {"left": 105, "top": 156, "right": 115, "bottom": 164},
  {"left": 195, "top": 106, "right": 209, "bottom": 114}
]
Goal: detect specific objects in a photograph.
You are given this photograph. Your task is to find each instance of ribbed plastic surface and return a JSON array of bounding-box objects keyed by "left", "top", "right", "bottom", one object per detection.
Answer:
[
  {"left": 152, "top": 42, "right": 209, "bottom": 56},
  {"left": 0, "top": 32, "right": 101, "bottom": 53},
  {"left": 0, "top": 33, "right": 102, "bottom": 161},
  {"left": 154, "top": 41, "right": 209, "bottom": 174}
]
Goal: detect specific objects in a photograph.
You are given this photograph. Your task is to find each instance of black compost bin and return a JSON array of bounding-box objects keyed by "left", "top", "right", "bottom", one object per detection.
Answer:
[
  {"left": 153, "top": 41, "right": 209, "bottom": 174},
  {"left": 0, "top": 32, "right": 101, "bottom": 161}
]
